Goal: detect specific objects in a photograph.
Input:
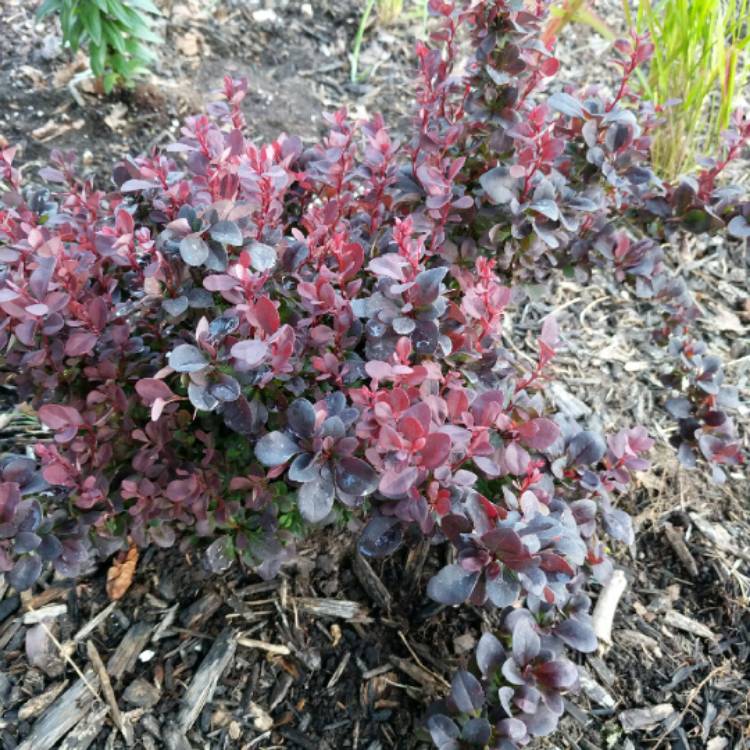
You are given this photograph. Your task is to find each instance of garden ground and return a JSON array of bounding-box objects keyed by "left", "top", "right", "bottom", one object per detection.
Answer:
[{"left": 0, "top": 1, "right": 748, "bottom": 748}]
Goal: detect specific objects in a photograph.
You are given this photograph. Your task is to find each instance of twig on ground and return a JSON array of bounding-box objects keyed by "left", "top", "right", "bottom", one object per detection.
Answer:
[{"left": 592, "top": 569, "right": 628, "bottom": 645}]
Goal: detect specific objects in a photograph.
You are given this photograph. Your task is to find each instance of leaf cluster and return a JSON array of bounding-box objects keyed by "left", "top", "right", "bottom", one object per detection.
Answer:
[{"left": 38, "top": 0, "right": 160, "bottom": 92}]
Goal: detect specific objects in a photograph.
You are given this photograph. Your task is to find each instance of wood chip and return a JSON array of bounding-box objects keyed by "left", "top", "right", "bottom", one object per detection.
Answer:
[
  {"left": 592, "top": 569, "right": 628, "bottom": 645},
  {"left": 663, "top": 610, "right": 716, "bottom": 640},
  {"left": 352, "top": 551, "right": 392, "bottom": 610},
  {"left": 18, "top": 680, "right": 69, "bottom": 721},
  {"left": 248, "top": 702, "right": 274, "bottom": 732},
  {"left": 390, "top": 656, "right": 444, "bottom": 693},
  {"left": 23, "top": 604, "right": 68, "bottom": 625},
  {"left": 86, "top": 640, "right": 131, "bottom": 745},
  {"left": 237, "top": 636, "right": 290, "bottom": 655},
  {"left": 151, "top": 603, "right": 179, "bottom": 642},
  {"left": 122, "top": 678, "right": 161, "bottom": 708},
  {"left": 326, "top": 651, "right": 351, "bottom": 689},
  {"left": 57, "top": 705, "right": 109, "bottom": 750},
  {"left": 107, "top": 622, "right": 153, "bottom": 681},
  {"left": 619, "top": 703, "right": 676, "bottom": 732},
  {"left": 690, "top": 513, "right": 750, "bottom": 562},
  {"left": 615, "top": 629, "right": 662, "bottom": 658},
  {"left": 663, "top": 523, "right": 699, "bottom": 578},
  {"left": 16, "top": 671, "right": 101, "bottom": 750},
  {"left": 578, "top": 667, "right": 616, "bottom": 709},
  {"left": 293, "top": 597, "right": 369, "bottom": 622},
  {"left": 72, "top": 601, "right": 118, "bottom": 644},
  {"left": 176, "top": 628, "right": 237, "bottom": 732}
]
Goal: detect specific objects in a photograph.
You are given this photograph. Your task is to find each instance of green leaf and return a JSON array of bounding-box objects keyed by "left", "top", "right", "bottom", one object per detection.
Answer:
[
  {"left": 103, "top": 0, "right": 132, "bottom": 26},
  {"left": 126, "top": 0, "right": 161, "bottom": 14},
  {"left": 89, "top": 42, "right": 106, "bottom": 76},
  {"left": 37, "top": 0, "right": 62, "bottom": 19},
  {"left": 103, "top": 72, "right": 119, "bottom": 93},
  {"left": 80, "top": 4, "right": 103, "bottom": 46},
  {"left": 102, "top": 20, "right": 127, "bottom": 54}
]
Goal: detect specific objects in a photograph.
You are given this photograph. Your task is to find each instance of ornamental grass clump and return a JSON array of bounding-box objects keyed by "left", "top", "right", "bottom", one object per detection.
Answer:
[{"left": 0, "top": 0, "right": 747, "bottom": 746}]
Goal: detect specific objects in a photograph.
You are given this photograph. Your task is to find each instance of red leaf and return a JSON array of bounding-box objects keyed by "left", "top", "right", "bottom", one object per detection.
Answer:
[
  {"left": 254, "top": 295, "right": 280, "bottom": 334},
  {"left": 420, "top": 432, "right": 451, "bottom": 469},
  {"left": 38, "top": 404, "right": 82, "bottom": 431},
  {"left": 135, "top": 378, "right": 175, "bottom": 405},
  {"left": 64, "top": 332, "right": 98, "bottom": 357}
]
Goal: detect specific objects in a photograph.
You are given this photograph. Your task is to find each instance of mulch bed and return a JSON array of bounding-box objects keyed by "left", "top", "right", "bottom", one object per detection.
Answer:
[{"left": 1, "top": 1, "right": 749, "bottom": 748}]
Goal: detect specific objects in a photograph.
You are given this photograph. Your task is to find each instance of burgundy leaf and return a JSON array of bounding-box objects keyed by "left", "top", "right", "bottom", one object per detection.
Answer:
[
  {"left": 168, "top": 344, "right": 208, "bottom": 373},
  {"left": 426, "top": 564, "right": 479, "bottom": 606},
  {"left": 297, "top": 469, "right": 335, "bottom": 523},
  {"left": 378, "top": 466, "right": 418, "bottom": 498},
  {"left": 450, "top": 670, "right": 484, "bottom": 714},
  {"left": 334, "top": 456, "right": 378, "bottom": 497},
  {"left": 254, "top": 431, "right": 299, "bottom": 466}
]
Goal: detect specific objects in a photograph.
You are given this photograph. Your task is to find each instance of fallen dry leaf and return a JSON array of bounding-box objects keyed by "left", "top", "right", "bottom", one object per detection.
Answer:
[
  {"left": 31, "top": 121, "right": 73, "bottom": 143},
  {"left": 104, "top": 103, "right": 129, "bottom": 133},
  {"left": 106, "top": 543, "right": 139, "bottom": 600},
  {"left": 175, "top": 31, "right": 204, "bottom": 58}
]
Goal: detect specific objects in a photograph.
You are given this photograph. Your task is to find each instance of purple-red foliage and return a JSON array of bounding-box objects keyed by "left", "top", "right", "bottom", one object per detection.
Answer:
[{"left": 0, "top": 0, "right": 747, "bottom": 745}]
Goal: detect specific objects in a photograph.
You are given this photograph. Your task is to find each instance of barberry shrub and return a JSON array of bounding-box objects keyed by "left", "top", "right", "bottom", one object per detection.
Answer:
[{"left": 0, "top": 0, "right": 747, "bottom": 746}]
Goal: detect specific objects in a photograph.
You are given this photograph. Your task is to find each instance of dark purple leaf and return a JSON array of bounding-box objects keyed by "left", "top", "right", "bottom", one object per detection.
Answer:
[
  {"left": 727, "top": 215, "right": 750, "bottom": 238},
  {"left": 205, "top": 536, "right": 234, "bottom": 573},
  {"left": 451, "top": 670, "right": 485, "bottom": 714},
  {"left": 426, "top": 715, "right": 460, "bottom": 750},
  {"left": 522, "top": 704, "right": 558, "bottom": 736},
  {"left": 297, "top": 468, "right": 335, "bottom": 523},
  {"left": 534, "top": 658, "right": 578, "bottom": 689},
  {"left": 512, "top": 618, "right": 540, "bottom": 666},
  {"left": 482, "top": 528, "right": 532, "bottom": 570},
  {"left": 248, "top": 240, "right": 277, "bottom": 272},
  {"left": 162, "top": 296, "right": 189, "bottom": 317},
  {"left": 485, "top": 569, "right": 521, "bottom": 606},
  {"left": 231, "top": 339, "right": 268, "bottom": 368},
  {"left": 461, "top": 718, "right": 491, "bottom": 745},
  {"left": 223, "top": 396, "right": 265, "bottom": 436},
  {"left": 8, "top": 554, "right": 42, "bottom": 591},
  {"left": 548, "top": 91, "right": 584, "bottom": 118},
  {"left": 188, "top": 382, "right": 219, "bottom": 412},
  {"left": 14, "top": 531, "right": 41, "bottom": 553},
  {"left": 334, "top": 456, "right": 378, "bottom": 497},
  {"left": 555, "top": 618, "right": 597, "bottom": 653},
  {"left": 288, "top": 453, "right": 319, "bottom": 483},
  {"left": 36, "top": 534, "right": 63, "bottom": 561},
  {"left": 287, "top": 399, "right": 316, "bottom": 438},
  {"left": 411, "top": 267, "right": 448, "bottom": 307},
  {"left": 121, "top": 179, "right": 157, "bottom": 192},
  {"left": 210, "top": 220, "right": 243, "bottom": 246},
  {"left": 209, "top": 375, "right": 241, "bottom": 403},
  {"left": 602, "top": 507, "right": 634, "bottom": 544},
  {"left": 209, "top": 315, "right": 239, "bottom": 339},
  {"left": 475, "top": 632, "right": 504, "bottom": 677},
  {"left": 169, "top": 344, "right": 208, "bottom": 373},
  {"left": 665, "top": 397, "right": 692, "bottom": 419},
  {"left": 205, "top": 242, "right": 228, "bottom": 272},
  {"left": 567, "top": 430, "right": 606, "bottom": 466},
  {"left": 255, "top": 431, "right": 299, "bottom": 466},
  {"left": 179, "top": 235, "right": 210, "bottom": 266},
  {"left": 479, "top": 166, "right": 516, "bottom": 204},
  {"left": 427, "top": 564, "right": 479, "bottom": 606},
  {"left": 358, "top": 516, "right": 403, "bottom": 557}
]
